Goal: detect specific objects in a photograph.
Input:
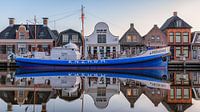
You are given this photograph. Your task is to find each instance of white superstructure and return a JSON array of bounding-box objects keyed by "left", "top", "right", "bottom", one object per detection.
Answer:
[{"left": 34, "top": 42, "right": 81, "bottom": 60}]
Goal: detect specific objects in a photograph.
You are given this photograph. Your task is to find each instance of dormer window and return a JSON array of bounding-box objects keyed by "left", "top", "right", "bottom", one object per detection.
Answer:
[
  {"left": 176, "top": 20, "right": 182, "bottom": 27},
  {"left": 4, "top": 32, "right": 9, "bottom": 37},
  {"left": 63, "top": 34, "right": 69, "bottom": 43},
  {"left": 196, "top": 34, "right": 200, "bottom": 43},
  {"left": 72, "top": 34, "right": 78, "bottom": 43},
  {"left": 39, "top": 32, "right": 45, "bottom": 37},
  {"left": 19, "top": 32, "right": 25, "bottom": 39}
]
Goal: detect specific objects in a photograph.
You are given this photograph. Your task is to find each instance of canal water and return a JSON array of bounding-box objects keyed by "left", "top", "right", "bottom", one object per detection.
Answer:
[{"left": 0, "top": 69, "right": 199, "bottom": 112}]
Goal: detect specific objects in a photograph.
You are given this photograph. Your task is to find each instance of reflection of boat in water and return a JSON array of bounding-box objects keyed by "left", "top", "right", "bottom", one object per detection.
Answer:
[
  {"left": 15, "top": 70, "right": 170, "bottom": 89},
  {"left": 16, "top": 64, "right": 168, "bottom": 79},
  {"left": 15, "top": 47, "right": 170, "bottom": 79}
]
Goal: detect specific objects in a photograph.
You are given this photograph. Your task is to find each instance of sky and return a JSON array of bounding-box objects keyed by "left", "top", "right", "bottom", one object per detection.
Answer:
[{"left": 0, "top": 0, "right": 200, "bottom": 37}]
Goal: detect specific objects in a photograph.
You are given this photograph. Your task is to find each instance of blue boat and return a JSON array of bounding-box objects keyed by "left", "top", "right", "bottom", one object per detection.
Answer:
[
  {"left": 15, "top": 70, "right": 170, "bottom": 89},
  {"left": 15, "top": 47, "right": 170, "bottom": 79}
]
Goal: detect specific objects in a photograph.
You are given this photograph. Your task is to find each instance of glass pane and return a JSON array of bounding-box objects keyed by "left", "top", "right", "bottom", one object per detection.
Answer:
[
  {"left": 169, "top": 32, "right": 174, "bottom": 42},
  {"left": 176, "top": 88, "right": 182, "bottom": 99},
  {"left": 170, "top": 88, "right": 174, "bottom": 99},
  {"left": 183, "top": 32, "right": 189, "bottom": 42},
  {"left": 184, "top": 88, "right": 190, "bottom": 99},
  {"left": 176, "top": 32, "right": 181, "bottom": 42},
  {"left": 176, "top": 47, "right": 181, "bottom": 57}
]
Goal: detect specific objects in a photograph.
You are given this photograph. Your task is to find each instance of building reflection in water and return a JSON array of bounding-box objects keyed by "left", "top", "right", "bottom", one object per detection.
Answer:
[{"left": 0, "top": 70, "right": 200, "bottom": 112}]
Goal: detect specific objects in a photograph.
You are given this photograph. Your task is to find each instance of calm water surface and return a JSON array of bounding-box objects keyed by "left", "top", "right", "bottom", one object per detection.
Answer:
[{"left": 0, "top": 69, "right": 199, "bottom": 112}]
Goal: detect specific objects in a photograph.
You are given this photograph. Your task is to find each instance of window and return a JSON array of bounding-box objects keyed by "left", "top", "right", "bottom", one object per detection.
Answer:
[
  {"left": 97, "top": 87, "right": 106, "bottom": 96},
  {"left": 63, "top": 34, "right": 69, "bottom": 43},
  {"left": 4, "top": 32, "right": 9, "bottom": 37},
  {"left": 170, "top": 47, "right": 174, "bottom": 59},
  {"left": 170, "top": 88, "right": 174, "bottom": 99},
  {"left": 7, "top": 45, "right": 14, "bottom": 54},
  {"left": 176, "top": 32, "right": 181, "bottom": 42},
  {"left": 19, "top": 32, "right": 25, "bottom": 39},
  {"left": 127, "top": 89, "right": 132, "bottom": 96},
  {"left": 127, "top": 35, "right": 136, "bottom": 42},
  {"left": 133, "top": 89, "right": 138, "bottom": 95},
  {"left": 106, "top": 47, "right": 110, "bottom": 57},
  {"left": 97, "top": 34, "right": 106, "bottom": 43},
  {"left": 39, "top": 32, "right": 45, "bottom": 37},
  {"left": 99, "top": 46, "right": 104, "bottom": 58},
  {"left": 197, "top": 35, "right": 200, "bottom": 43},
  {"left": 0, "top": 45, "right": 6, "bottom": 54},
  {"left": 193, "top": 49, "right": 197, "bottom": 59},
  {"left": 183, "top": 74, "right": 189, "bottom": 84},
  {"left": 72, "top": 34, "right": 79, "bottom": 43},
  {"left": 183, "top": 32, "right": 189, "bottom": 42},
  {"left": 176, "top": 47, "right": 181, "bottom": 57},
  {"left": 176, "top": 88, "right": 182, "bottom": 99},
  {"left": 93, "top": 47, "right": 97, "bottom": 54},
  {"left": 184, "top": 88, "right": 190, "bottom": 99},
  {"left": 169, "top": 32, "right": 174, "bottom": 42},
  {"left": 19, "top": 90, "right": 24, "bottom": 97},
  {"left": 156, "top": 36, "right": 160, "bottom": 42},
  {"left": 176, "top": 20, "right": 182, "bottom": 27},
  {"left": 176, "top": 74, "right": 182, "bottom": 84},
  {"left": 183, "top": 47, "right": 189, "bottom": 58}
]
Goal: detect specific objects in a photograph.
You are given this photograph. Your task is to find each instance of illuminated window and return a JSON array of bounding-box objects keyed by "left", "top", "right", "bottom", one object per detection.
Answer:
[{"left": 127, "top": 35, "right": 136, "bottom": 42}]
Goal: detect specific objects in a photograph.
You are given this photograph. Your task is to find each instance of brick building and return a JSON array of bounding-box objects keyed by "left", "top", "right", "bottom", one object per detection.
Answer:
[
  {"left": 161, "top": 12, "right": 192, "bottom": 60},
  {"left": 120, "top": 23, "right": 145, "bottom": 56},
  {"left": 144, "top": 25, "right": 167, "bottom": 48},
  {"left": 162, "top": 71, "right": 192, "bottom": 112},
  {"left": 0, "top": 18, "right": 58, "bottom": 60}
]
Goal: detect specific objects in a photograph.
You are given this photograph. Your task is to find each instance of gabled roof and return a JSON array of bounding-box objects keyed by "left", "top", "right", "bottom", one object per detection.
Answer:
[
  {"left": 57, "top": 29, "right": 82, "bottom": 46},
  {"left": 192, "top": 31, "right": 200, "bottom": 44},
  {"left": 162, "top": 101, "right": 192, "bottom": 112},
  {"left": 120, "top": 23, "right": 143, "bottom": 45},
  {"left": 51, "top": 30, "right": 59, "bottom": 40},
  {"left": 160, "top": 12, "right": 192, "bottom": 31},
  {"left": 120, "top": 23, "right": 142, "bottom": 41},
  {"left": 144, "top": 25, "right": 166, "bottom": 39},
  {"left": 0, "top": 24, "right": 58, "bottom": 39},
  {"left": 60, "top": 29, "right": 81, "bottom": 35}
]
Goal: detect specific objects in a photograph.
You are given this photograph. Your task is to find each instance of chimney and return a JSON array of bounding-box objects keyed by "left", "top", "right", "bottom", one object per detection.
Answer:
[
  {"left": 8, "top": 18, "right": 15, "bottom": 26},
  {"left": 130, "top": 23, "right": 134, "bottom": 28},
  {"left": 173, "top": 11, "right": 177, "bottom": 16},
  {"left": 154, "top": 24, "right": 158, "bottom": 27},
  {"left": 43, "top": 17, "right": 48, "bottom": 26}
]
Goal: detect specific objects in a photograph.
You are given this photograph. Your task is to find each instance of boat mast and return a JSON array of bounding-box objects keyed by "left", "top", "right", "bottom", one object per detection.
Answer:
[
  {"left": 34, "top": 16, "right": 37, "bottom": 51},
  {"left": 81, "top": 5, "right": 85, "bottom": 58}
]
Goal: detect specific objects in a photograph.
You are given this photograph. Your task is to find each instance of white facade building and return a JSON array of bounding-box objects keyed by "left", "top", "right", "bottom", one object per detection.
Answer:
[
  {"left": 84, "top": 77, "right": 120, "bottom": 109},
  {"left": 85, "top": 22, "right": 120, "bottom": 59}
]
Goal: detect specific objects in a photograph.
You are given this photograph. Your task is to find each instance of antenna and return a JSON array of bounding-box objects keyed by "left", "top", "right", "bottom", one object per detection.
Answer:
[
  {"left": 81, "top": 5, "right": 85, "bottom": 58},
  {"left": 54, "top": 20, "right": 56, "bottom": 29}
]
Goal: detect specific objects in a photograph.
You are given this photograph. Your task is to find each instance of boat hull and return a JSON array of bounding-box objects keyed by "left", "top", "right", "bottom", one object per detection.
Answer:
[{"left": 16, "top": 53, "right": 169, "bottom": 79}]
